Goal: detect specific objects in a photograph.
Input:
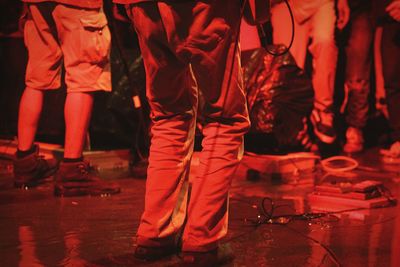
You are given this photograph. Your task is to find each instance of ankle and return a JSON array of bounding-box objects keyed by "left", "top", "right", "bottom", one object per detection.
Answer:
[
  {"left": 16, "top": 145, "right": 37, "bottom": 158},
  {"left": 62, "top": 157, "right": 83, "bottom": 163}
]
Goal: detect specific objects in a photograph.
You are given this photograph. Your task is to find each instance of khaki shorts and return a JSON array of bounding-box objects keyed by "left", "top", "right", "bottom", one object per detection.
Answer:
[{"left": 24, "top": 3, "right": 111, "bottom": 92}]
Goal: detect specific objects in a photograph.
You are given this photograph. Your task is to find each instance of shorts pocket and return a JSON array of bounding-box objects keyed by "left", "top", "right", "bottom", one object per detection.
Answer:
[{"left": 79, "top": 12, "right": 111, "bottom": 64}]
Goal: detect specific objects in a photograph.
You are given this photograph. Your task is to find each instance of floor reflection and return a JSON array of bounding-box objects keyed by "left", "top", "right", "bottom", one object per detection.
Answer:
[
  {"left": 0, "top": 150, "right": 398, "bottom": 267},
  {"left": 18, "top": 225, "right": 43, "bottom": 267}
]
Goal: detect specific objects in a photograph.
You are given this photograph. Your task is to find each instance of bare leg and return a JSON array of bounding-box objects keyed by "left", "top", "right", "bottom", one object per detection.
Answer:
[
  {"left": 17, "top": 88, "right": 44, "bottom": 151},
  {"left": 63, "top": 92, "right": 94, "bottom": 158}
]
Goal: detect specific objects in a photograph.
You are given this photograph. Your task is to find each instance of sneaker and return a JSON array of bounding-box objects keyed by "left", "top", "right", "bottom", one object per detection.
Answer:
[
  {"left": 54, "top": 161, "right": 121, "bottom": 197},
  {"left": 134, "top": 245, "right": 176, "bottom": 261},
  {"left": 343, "top": 127, "right": 364, "bottom": 153},
  {"left": 13, "top": 145, "right": 58, "bottom": 188},
  {"left": 311, "top": 108, "right": 337, "bottom": 144},
  {"left": 380, "top": 141, "right": 400, "bottom": 164}
]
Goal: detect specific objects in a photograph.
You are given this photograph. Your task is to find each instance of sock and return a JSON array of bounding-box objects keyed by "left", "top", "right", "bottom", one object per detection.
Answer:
[
  {"left": 16, "top": 145, "right": 37, "bottom": 158},
  {"left": 63, "top": 157, "right": 84, "bottom": 163}
]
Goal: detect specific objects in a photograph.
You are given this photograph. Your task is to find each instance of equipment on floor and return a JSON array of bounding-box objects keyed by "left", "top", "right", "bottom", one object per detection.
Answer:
[{"left": 308, "top": 179, "right": 397, "bottom": 211}]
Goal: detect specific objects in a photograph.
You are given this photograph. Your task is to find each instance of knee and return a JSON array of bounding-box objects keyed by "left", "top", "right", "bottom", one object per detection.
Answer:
[
  {"left": 346, "top": 79, "right": 369, "bottom": 92},
  {"left": 313, "top": 34, "right": 335, "bottom": 48}
]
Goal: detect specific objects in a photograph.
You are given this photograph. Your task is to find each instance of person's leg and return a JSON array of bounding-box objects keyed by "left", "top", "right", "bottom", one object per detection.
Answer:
[
  {"left": 380, "top": 22, "right": 400, "bottom": 159},
  {"left": 308, "top": 1, "right": 338, "bottom": 144},
  {"left": 343, "top": 10, "right": 374, "bottom": 152},
  {"left": 271, "top": 2, "right": 309, "bottom": 68},
  {"left": 13, "top": 3, "right": 61, "bottom": 187},
  {"left": 17, "top": 3, "right": 62, "bottom": 151},
  {"left": 51, "top": 4, "right": 119, "bottom": 196},
  {"left": 17, "top": 88, "right": 44, "bottom": 151},
  {"left": 128, "top": 2, "right": 197, "bottom": 253},
  {"left": 309, "top": 1, "right": 337, "bottom": 110},
  {"left": 181, "top": 0, "right": 249, "bottom": 253},
  {"left": 63, "top": 92, "right": 94, "bottom": 159}
]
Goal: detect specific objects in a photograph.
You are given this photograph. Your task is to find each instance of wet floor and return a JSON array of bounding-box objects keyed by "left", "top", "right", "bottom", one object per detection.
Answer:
[{"left": 0, "top": 148, "right": 399, "bottom": 267}]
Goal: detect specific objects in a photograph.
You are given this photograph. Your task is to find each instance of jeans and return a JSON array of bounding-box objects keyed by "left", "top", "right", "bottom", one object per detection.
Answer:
[
  {"left": 381, "top": 22, "right": 400, "bottom": 142},
  {"left": 344, "top": 8, "right": 374, "bottom": 129}
]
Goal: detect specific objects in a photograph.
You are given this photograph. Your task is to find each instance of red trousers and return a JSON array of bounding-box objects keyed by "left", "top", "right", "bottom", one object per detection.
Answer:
[{"left": 128, "top": 0, "right": 250, "bottom": 252}]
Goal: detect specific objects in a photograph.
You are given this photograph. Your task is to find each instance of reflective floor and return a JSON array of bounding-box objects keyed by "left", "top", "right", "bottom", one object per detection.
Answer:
[{"left": 0, "top": 148, "right": 399, "bottom": 267}]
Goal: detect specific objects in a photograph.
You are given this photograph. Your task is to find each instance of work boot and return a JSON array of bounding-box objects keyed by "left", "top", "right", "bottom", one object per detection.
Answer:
[
  {"left": 54, "top": 160, "right": 120, "bottom": 197},
  {"left": 343, "top": 127, "right": 364, "bottom": 153},
  {"left": 311, "top": 108, "right": 337, "bottom": 144},
  {"left": 13, "top": 145, "right": 58, "bottom": 188}
]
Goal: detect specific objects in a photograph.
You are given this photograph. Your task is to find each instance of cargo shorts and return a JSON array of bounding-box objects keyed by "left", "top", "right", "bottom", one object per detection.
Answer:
[{"left": 23, "top": 3, "right": 111, "bottom": 92}]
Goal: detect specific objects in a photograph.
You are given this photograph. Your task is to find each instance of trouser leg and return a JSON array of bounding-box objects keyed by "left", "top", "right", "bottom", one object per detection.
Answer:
[
  {"left": 381, "top": 22, "right": 400, "bottom": 142},
  {"left": 271, "top": 2, "right": 309, "bottom": 68},
  {"left": 130, "top": 3, "right": 197, "bottom": 247},
  {"left": 308, "top": 2, "right": 337, "bottom": 110},
  {"left": 345, "top": 11, "right": 373, "bottom": 128},
  {"left": 182, "top": 16, "right": 249, "bottom": 250}
]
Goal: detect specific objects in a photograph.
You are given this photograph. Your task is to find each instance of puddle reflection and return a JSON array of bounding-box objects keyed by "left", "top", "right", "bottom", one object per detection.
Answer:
[
  {"left": 60, "top": 231, "right": 89, "bottom": 267},
  {"left": 18, "top": 225, "right": 43, "bottom": 267}
]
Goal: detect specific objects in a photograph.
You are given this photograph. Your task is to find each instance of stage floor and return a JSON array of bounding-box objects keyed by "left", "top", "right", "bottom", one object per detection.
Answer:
[{"left": 0, "top": 148, "right": 399, "bottom": 267}]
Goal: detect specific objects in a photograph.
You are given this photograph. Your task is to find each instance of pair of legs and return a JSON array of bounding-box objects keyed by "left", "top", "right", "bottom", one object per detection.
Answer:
[
  {"left": 129, "top": 0, "right": 249, "bottom": 254},
  {"left": 18, "top": 3, "right": 111, "bottom": 157},
  {"left": 18, "top": 89, "right": 93, "bottom": 159},
  {"left": 14, "top": 3, "right": 119, "bottom": 195}
]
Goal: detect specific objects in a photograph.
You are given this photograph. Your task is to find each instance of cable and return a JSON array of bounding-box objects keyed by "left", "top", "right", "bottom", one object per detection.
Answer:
[
  {"left": 282, "top": 224, "right": 342, "bottom": 267},
  {"left": 259, "top": 0, "right": 295, "bottom": 56},
  {"left": 320, "top": 156, "right": 359, "bottom": 173},
  {"left": 104, "top": 3, "right": 149, "bottom": 162}
]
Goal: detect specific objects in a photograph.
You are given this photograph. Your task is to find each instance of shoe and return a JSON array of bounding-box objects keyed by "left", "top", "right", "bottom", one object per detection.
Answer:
[
  {"left": 343, "top": 127, "right": 364, "bottom": 153},
  {"left": 181, "top": 244, "right": 234, "bottom": 267},
  {"left": 311, "top": 108, "right": 337, "bottom": 144},
  {"left": 134, "top": 245, "right": 176, "bottom": 261},
  {"left": 54, "top": 161, "right": 121, "bottom": 197},
  {"left": 13, "top": 145, "right": 58, "bottom": 188},
  {"left": 380, "top": 141, "right": 400, "bottom": 164}
]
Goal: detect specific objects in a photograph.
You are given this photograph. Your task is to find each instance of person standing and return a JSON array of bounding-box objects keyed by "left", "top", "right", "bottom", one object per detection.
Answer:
[
  {"left": 14, "top": 0, "right": 120, "bottom": 196},
  {"left": 114, "top": 0, "right": 250, "bottom": 265}
]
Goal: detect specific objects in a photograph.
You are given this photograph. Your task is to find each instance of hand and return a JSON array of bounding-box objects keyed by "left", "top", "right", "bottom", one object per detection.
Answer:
[
  {"left": 337, "top": 0, "right": 350, "bottom": 30},
  {"left": 386, "top": 1, "right": 400, "bottom": 22}
]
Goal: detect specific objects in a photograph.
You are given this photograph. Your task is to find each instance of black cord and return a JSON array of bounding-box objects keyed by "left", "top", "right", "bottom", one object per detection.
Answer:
[
  {"left": 105, "top": 3, "right": 148, "bottom": 161},
  {"left": 282, "top": 224, "right": 343, "bottom": 267},
  {"left": 235, "top": 180, "right": 397, "bottom": 227},
  {"left": 261, "top": 0, "right": 295, "bottom": 56}
]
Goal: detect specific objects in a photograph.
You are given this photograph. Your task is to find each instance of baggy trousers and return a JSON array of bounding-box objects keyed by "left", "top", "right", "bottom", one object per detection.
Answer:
[{"left": 128, "top": 0, "right": 250, "bottom": 252}]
